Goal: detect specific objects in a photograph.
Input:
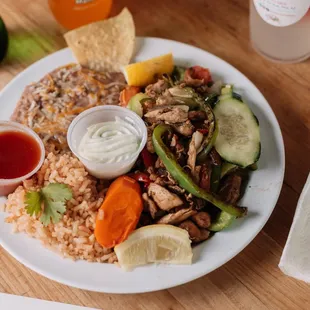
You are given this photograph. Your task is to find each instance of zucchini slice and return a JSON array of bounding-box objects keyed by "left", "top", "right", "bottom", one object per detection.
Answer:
[
  {"left": 127, "top": 93, "right": 149, "bottom": 117},
  {"left": 213, "top": 85, "right": 260, "bottom": 168},
  {"left": 220, "top": 162, "right": 237, "bottom": 179}
]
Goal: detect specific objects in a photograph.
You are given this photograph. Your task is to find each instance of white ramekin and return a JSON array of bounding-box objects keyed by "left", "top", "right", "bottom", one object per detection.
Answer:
[{"left": 67, "top": 106, "right": 147, "bottom": 179}]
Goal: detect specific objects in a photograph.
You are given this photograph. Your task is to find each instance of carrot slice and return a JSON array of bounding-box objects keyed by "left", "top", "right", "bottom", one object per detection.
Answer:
[
  {"left": 95, "top": 176, "right": 143, "bottom": 249},
  {"left": 119, "top": 86, "right": 141, "bottom": 107}
]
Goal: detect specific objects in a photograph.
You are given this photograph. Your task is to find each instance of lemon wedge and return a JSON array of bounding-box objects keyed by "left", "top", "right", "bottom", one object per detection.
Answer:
[
  {"left": 114, "top": 224, "right": 193, "bottom": 270},
  {"left": 123, "top": 53, "right": 174, "bottom": 87}
]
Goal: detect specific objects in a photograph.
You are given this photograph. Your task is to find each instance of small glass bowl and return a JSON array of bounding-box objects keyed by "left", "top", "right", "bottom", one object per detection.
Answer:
[
  {"left": 67, "top": 106, "right": 147, "bottom": 179},
  {"left": 0, "top": 121, "right": 45, "bottom": 196}
]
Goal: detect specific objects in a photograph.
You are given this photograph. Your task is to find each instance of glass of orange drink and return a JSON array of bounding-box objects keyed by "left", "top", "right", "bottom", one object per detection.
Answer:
[{"left": 48, "top": 0, "right": 113, "bottom": 30}]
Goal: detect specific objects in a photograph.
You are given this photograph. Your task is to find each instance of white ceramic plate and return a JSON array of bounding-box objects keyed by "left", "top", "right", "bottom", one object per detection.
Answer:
[{"left": 0, "top": 37, "right": 285, "bottom": 293}]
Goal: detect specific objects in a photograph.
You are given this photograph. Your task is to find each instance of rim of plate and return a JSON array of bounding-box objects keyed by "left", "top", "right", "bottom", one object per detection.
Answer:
[{"left": 0, "top": 37, "right": 285, "bottom": 293}]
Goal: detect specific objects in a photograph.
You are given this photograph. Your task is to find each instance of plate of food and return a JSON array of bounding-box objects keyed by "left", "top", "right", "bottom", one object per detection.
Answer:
[{"left": 0, "top": 9, "right": 284, "bottom": 293}]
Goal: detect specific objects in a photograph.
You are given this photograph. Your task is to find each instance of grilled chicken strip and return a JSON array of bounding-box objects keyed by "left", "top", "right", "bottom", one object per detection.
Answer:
[
  {"left": 157, "top": 208, "right": 197, "bottom": 225},
  {"left": 191, "top": 212, "right": 211, "bottom": 228},
  {"left": 144, "top": 105, "right": 189, "bottom": 123},
  {"left": 187, "top": 131, "right": 204, "bottom": 174},
  {"left": 169, "top": 120, "right": 195, "bottom": 137},
  {"left": 199, "top": 229, "right": 210, "bottom": 241},
  {"left": 179, "top": 220, "right": 210, "bottom": 242},
  {"left": 145, "top": 79, "right": 169, "bottom": 98},
  {"left": 188, "top": 110, "right": 207, "bottom": 121},
  {"left": 220, "top": 174, "right": 242, "bottom": 204},
  {"left": 142, "top": 193, "right": 160, "bottom": 219},
  {"left": 179, "top": 220, "right": 201, "bottom": 242},
  {"left": 148, "top": 183, "right": 183, "bottom": 211}
]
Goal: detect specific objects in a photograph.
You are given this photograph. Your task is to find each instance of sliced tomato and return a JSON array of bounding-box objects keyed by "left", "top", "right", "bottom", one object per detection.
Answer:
[{"left": 185, "top": 66, "right": 212, "bottom": 85}]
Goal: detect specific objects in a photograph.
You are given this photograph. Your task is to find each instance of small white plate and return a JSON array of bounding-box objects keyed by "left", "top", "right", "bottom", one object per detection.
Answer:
[{"left": 0, "top": 37, "right": 285, "bottom": 293}]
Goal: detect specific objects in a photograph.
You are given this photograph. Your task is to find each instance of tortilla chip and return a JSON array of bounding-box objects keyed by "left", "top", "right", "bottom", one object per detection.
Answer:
[{"left": 64, "top": 8, "right": 135, "bottom": 72}]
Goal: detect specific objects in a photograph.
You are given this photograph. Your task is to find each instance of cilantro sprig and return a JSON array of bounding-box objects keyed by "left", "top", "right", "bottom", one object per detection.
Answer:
[{"left": 25, "top": 183, "right": 72, "bottom": 226}]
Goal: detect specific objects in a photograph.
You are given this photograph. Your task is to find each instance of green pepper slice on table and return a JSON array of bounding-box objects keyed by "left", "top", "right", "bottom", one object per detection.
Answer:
[{"left": 152, "top": 124, "right": 247, "bottom": 218}]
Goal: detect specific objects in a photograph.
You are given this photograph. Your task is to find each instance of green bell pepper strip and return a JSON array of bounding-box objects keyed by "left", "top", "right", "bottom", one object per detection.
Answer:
[
  {"left": 196, "top": 105, "right": 218, "bottom": 164},
  {"left": 152, "top": 124, "right": 247, "bottom": 218},
  {"left": 208, "top": 211, "right": 235, "bottom": 232},
  {"left": 210, "top": 164, "right": 221, "bottom": 193},
  {"left": 210, "top": 161, "right": 236, "bottom": 231}
]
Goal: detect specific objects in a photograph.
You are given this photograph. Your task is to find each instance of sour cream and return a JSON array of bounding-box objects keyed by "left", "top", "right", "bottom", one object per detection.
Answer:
[{"left": 78, "top": 116, "right": 141, "bottom": 163}]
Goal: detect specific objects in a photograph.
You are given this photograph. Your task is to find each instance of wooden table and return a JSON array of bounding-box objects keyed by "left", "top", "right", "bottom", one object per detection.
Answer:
[{"left": 0, "top": 0, "right": 309, "bottom": 309}]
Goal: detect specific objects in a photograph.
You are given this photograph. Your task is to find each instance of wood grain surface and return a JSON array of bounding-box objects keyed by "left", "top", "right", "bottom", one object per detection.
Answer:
[{"left": 0, "top": 0, "right": 310, "bottom": 309}]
